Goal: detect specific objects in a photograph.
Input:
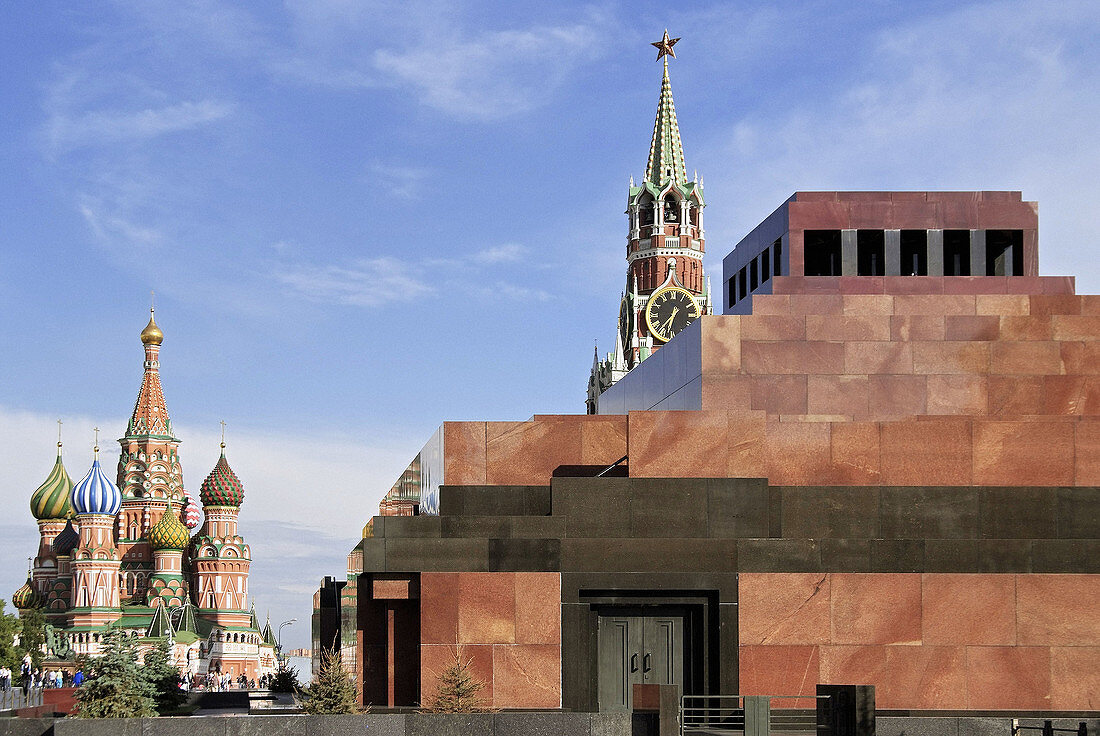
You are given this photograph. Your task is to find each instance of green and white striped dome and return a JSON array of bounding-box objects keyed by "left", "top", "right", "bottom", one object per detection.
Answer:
[{"left": 30, "top": 445, "right": 73, "bottom": 521}]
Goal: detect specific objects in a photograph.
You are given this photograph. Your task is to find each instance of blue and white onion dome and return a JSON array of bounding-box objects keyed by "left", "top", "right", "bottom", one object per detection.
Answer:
[{"left": 70, "top": 443, "right": 122, "bottom": 516}]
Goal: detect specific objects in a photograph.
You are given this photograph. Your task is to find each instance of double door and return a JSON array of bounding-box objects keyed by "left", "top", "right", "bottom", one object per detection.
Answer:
[{"left": 597, "top": 612, "right": 683, "bottom": 712}]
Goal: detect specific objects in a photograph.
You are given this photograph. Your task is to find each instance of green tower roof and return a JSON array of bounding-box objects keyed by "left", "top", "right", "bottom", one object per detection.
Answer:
[{"left": 644, "top": 58, "right": 687, "bottom": 187}]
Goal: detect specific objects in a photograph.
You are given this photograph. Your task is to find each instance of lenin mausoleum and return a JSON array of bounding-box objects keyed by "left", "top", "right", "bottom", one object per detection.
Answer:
[{"left": 315, "top": 36, "right": 1099, "bottom": 718}]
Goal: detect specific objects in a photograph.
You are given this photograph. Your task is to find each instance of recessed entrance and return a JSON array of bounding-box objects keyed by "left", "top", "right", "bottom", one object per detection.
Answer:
[{"left": 597, "top": 607, "right": 687, "bottom": 712}]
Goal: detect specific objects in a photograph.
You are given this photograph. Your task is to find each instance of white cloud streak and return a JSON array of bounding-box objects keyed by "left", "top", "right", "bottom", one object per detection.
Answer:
[{"left": 47, "top": 99, "right": 233, "bottom": 153}]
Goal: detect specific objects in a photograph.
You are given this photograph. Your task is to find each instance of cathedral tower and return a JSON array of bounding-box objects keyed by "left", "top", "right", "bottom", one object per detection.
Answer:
[
  {"left": 116, "top": 307, "right": 185, "bottom": 603},
  {"left": 587, "top": 32, "right": 712, "bottom": 413},
  {"left": 69, "top": 440, "right": 123, "bottom": 628},
  {"left": 28, "top": 428, "right": 73, "bottom": 603}
]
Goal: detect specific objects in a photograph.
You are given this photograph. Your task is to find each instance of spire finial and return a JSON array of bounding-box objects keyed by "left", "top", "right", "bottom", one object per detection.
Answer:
[
  {"left": 151, "top": 290, "right": 155, "bottom": 313},
  {"left": 219, "top": 420, "right": 227, "bottom": 451},
  {"left": 93, "top": 427, "right": 100, "bottom": 455},
  {"left": 57, "top": 419, "right": 63, "bottom": 451},
  {"left": 26, "top": 557, "right": 32, "bottom": 575},
  {"left": 651, "top": 29, "right": 680, "bottom": 62}
]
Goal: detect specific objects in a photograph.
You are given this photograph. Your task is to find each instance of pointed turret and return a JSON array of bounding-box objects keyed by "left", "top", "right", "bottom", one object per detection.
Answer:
[
  {"left": 125, "top": 307, "right": 176, "bottom": 441},
  {"left": 644, "top": 33, "right": 687, "bottom": 186}
]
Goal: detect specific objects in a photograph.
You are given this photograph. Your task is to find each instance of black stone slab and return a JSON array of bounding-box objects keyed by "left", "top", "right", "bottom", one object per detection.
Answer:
[
  {"left": 360, "top": 538, "right": 387, "bottom": 573},
  {"left": 561, "top": 538, "right": 738, "bottom": 573},
  {"left": 0, "top": 719, "right": 56, "bottom": 736},
  {"left": 630, "top": 478, "right": 709, "bottom": 538},
  {"left": 1031, "top": 539, "right": 1100, "bottom": 573},
  {"left": 510, "top": 515, "right": 567, "bottom": 539},
  {"left": 707, "top": 478, "right": 771, "bottom": 538},
  {"left": 560, "top": 572, "right": 737, "bottom": 603},
  {"left": 879, "top": 487, "right": 979, "bottom": 540},
  {"left": 441, "top": 515, "right": 513, "bottom": 539},
  {"left": 1056, "top": 486, "right": 1100, "bottom": 538},
  {"left": 780, "top": 486, "right": 880, "bottom": 539},
  {"left": 871, "top": 539, "right": 926, "bottom": 572},
  {"left": 488, "top": 538, "right": 561, "bottom": 572},
  {"left": 877, "top": 716, "right": 959, "bottom": 736},
  {"left": 976, "top": 539, "right": 1032, "bottom": 572},
  {"left": 383, "top": 516, "right": 441, "bottom": 538},
  {"left": 384, "top": 538, "right": 488, "bottom": 572},
  {"left": 494, "top": 712, "right": 593, "bottom": 736},
  {"left": 979, "top": 487, "right": 1056, "bottom": 539},
  {"left": 53, "top": 719, "right": 142, "bottom": 736},
  {"left": 924, "top": 540, "right": 981, "bottom": 572},
  {"left": 737, "top": 538, "right": 821, "bottom": 572},
  {"left": 554, "top": 477, "right": 633, "bottom": 538},
  {"left": 819, "top": 538, "right": 873, "bottom": 572},
  {"left": 405, "top": 713, "right": 494, "bottom": 736}
]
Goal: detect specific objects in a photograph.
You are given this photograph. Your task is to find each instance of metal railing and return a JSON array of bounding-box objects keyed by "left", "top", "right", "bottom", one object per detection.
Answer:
[
  {"left": 1014, "top": 720, "right": 1089, "bottom": 736},
  {"left": 681, "top": 694, "right": 827, "bottom": 736},
  {"left": 0, "top": 687, "right": 45, "bottom": 712}
]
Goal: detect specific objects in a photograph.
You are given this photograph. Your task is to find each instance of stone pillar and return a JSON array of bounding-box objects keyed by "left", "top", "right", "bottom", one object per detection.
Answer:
[
  {"left": 841, "top": 230, "right": 858, "bottom": 276},
  {"left": 885, "top": 230, "right": 902, "bottom": 276},
  {"left": 927, "top": 229, "right": 944, "bottom": 276},
  {"left": 970, "top": 230, "right": 987, "bottom": 276}
]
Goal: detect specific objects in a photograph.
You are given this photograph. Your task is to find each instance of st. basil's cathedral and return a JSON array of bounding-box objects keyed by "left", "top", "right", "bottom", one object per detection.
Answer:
[{"left": 11, "top": 310, "right": 277, "bottom": 680}]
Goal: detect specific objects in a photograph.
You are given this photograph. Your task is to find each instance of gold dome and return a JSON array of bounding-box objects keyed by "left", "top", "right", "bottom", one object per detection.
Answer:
[{"left": 141, "top": 309, "right": 163, "bottom": 345}]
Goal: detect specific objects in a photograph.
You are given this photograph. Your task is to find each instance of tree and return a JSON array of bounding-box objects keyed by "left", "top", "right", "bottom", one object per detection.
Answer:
[
  {"left": 74, "top": 628, "right": 157, "bottom": 718},
  {"left": 142, "top": 638, "right": 185, "bottom": 714},
  {"left": 302, "top": 647, "right": 363, "bottom": 715},
  {"left": 422, "top": 648, "right": 486, "bottom": 713},
  {"left": 17, "top": 608, "right": 45, "bottom": 669},
  {"left": 0, "top": 601, "right": 22, "bottom": 671},
  {"left": 269, "top": 662, "right": 299, "bottom": 693}
]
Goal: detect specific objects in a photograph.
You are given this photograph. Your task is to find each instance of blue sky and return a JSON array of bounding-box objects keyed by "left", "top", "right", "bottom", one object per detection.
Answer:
[{"left": 1, "top": 1, "right": 1098, "bottom": 650}]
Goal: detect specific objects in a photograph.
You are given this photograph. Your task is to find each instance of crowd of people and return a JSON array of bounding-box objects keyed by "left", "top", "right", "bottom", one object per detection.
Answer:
[{"left": 0, "top": 654, "right": 85, "bottom": 692}]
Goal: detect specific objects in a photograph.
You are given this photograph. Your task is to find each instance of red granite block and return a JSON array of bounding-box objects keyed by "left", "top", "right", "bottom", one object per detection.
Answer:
[
  {"left": 1051, "top": 315, "right": 1100, "bottom": 341},
  {"left": 894, "top": 294, "right": 975, "bottom": 315},
  {"left": 701, "top": 316, "right": 742, "bottom": 373},
  {"left": 830, "top": 422, "right": 881, "bottom": 483},
  {"left": 795, "top": 191, "right": 840, "bottom": 202},
  {"left": 972, "top": 420, "right": 1075, "bottom": 486},
  {"left": 739, "top": 645, "right": 819, "bottom": 707},
  {"left": 443, "top": 422, "right": 487, "bottom": 485},
  {"left": 741, "top": 315, "right": 806, "bottom": 341},
  {"left": 739, "top": 573, "right": 831, "bottom": 645},
  {"left": 944, "top": 315, "right": 1000, "bottom": 341},
  {"left": 921, "top": 574, "right": 1016, "bottom": 645},
  {"left": 421, "top": 573, "right": 460, "bottom": 644},
  {"left": 927, "top": 375, "right": 986, "bottom": 416},
  {"left": 789, "top": 293, "right": 844, "bottom": 316},
  {"left": 421, "top": 644, "right": 494, "bottom": 706},
  {"left": 1061, "top": 342, "right": 1100, "bottom": 374},
  {"left": 742, "top": 341, "right": 845, "bottom": 375},
  {"left": 838, "top": 276, "right": 885, "bottom": 294},
  {"left": 868, "top": 375, "right": 927, "bottom": 419},
  {"left": 702, "top": 374, "right": 754, "bottom": 411},
  {"left": 937, "top": 198, "right": 979, "bottom": 229},
  {"left": 373, "top": 578, "right": 412, "bottom": 600},
  {"left": 845, "top": 341, "right": 913, "bottom": 374},
  {"left": 943, "top": 276, "right": 1006, "bottom": 295},
  {"left": 1030, "top": 295, "right": 1081, "bottom": 317},
  {"left": 912, "top": 342, "right": 990, "bottom": 374},
  {"left": 1050, "top": 647, "right": 1100, "bottom": 711},
  {"left": 889, "top": 201, "right": 939, "bottom": 229},
  {"left": 989, "top": 341, "right": 1062, "bottom": 376},
  {"left": 1003, "top": 276, "right": 1045, "bottom": 295},
  {"left": 1043, "top": 376, "right": 1100, "bottom": 416},
  {"left": 789, "top": 200, "right": 850, "bottom": 229},
  {"left": 727, "top": 412, "right": 768, "bottom": 478},
  {"left": 966, "top": 646, "right": 1050, "bottom": 710},
  {"left": 976, "top": 200, "right": 1039, "bottom": 229},
  {"left": 999, "top": 315, "right": 1052, "bottom": 340},
  {"left": 831, "top": 574, "right": 922, "bottom": 645},
  {"left": 800, "top": 276, "right": 844, "bottom": 293},
  {"left": 808, "top": 375, "right": 870, "bottom": 418},
  {"left": 880, "top": 419, "right": 972, "bottom": 485},
  {"left": 1040, "top": 276, "right": 1075, "bottom": 294},
  {"left": 458, "top": 572, "right": 515, "bottom": 645},
  {"left": 750, "top": 375, "right": 808, "bottom": 414},
  {"left": 848, "top": 202, "right": 893, "bottom": 228},
  {"left": 751, "top": 294, "right": 791, "bottom": 315},
  {"left": 806, "top": 315, "right": 892, "bottom": 341},
  {"left": 580, "top": 416, "right": 628, "bottom": 465},
  {"left": 629, "top": 411, "right": 728, "bottom": 477},
  {"left": 843, "top": 294, "right": 895, "bottom": 316},
  {"left": 1023, "top": 231, "right": 1040, "bottom": 277},
  {"left": 1080, "top": 295, "right": 1100, "bottom": 315},
  {"left": 890, "top": 315, "right": 945, "bottom": 341},
  {"left": 819, "top": 645, "right": 888, "bottom": 691},
  {"left": 978, "top": 191, "right": 1022, "bottom": 202},
  {"left": 493, "top": 644, "right": 561, "bottom": 708},
  {"left": 771, "top": 276, "right": 806, "bottom": 295},
  {"left": 765, "top": 420, "right": 832, "bottom": 485},
  {"left": 883, "top": 277, "right": 944, "bottom": 295},
  {"left": 987, "top": 376, "right": 1044, "bottom": 416},
  {"left": 1077, "top": 421, "right": 1100, "bottom": 484},
  {"left": 515, "top": 573, "right": 560, "bottom": 645},
  {"left": 977, "top": 294, "right": 1030, "bottom": 316},
  {"left": 486, "top": 419, "right": 583, "bottom": 485},
  {"left": 881, "top": 646, "right": 968, "bottom": 710},
  {"left": 1017, "top": 575, "right": 1100, "bottom": 646}
]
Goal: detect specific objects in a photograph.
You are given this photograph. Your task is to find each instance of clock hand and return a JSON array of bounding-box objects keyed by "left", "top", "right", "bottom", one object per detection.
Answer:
[{"left": 661, "top": 308, "right": 679, "bottom": 332}]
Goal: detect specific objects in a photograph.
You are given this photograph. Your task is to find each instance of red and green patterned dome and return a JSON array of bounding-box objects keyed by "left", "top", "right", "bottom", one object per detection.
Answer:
[
  {"left": 12, "top": 578, "right": 41, "bottom": 610},
  {"left": 199, "top": 446, "right": 244, "bottom": 507},
  {"left": 148, "top": 504, "right": 190, "bottom": 551}
]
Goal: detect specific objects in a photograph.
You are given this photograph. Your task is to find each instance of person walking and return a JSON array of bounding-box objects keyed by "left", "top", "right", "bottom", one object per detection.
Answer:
[{"left": 72, "top": 668, "right": 84, "bottom": 687}]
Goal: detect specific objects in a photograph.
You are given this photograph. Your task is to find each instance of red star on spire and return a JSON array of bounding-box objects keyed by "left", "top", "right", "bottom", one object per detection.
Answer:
[{"left": 652, "top": 29, "right": 680, "bottom": 61}]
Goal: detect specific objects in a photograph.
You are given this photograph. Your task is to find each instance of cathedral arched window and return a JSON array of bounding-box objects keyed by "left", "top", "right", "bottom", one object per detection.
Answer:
[
  {"left": 639, "top": 195, "right": 654, "bottom": 228},
  {"left": 664, "top": 195, "right": 679, "bottom": 223}
]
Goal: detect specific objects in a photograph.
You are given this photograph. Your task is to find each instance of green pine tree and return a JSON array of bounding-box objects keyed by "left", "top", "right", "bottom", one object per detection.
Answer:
[
  {"left": 270, "top": 662, "right": 299, "bottom": 693},
  {"left": 17, "top": 607, "right": 45, "bottom": 669},
  {"left": 422, "top": 648, "right": 486, "bottom": 713},
  {"left": 302, "top": 647, "right": 364, "bottom": 714},
  {"left": 141, "top": 638, "right": 186, "bottom": 714},
  {"left": 0, "top": 601, "right": 22, "bottom": 670},
  {"left": 74, "top": 628, "right": 157, "bottom": 719}
]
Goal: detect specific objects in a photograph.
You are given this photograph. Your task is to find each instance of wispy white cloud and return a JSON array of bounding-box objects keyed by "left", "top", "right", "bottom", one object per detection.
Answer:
[
  {"left": 473, "top": 243, "right": 526, "bottom": 264},
  {"left": 275, "top": 257, "right": 433, "bottom": 306},
  {"left": 79, "top": 199, "right": 163, "bottom": 250},
  {"left": 369, "top": 163, "right": 431, "bottom": 199},
  {"left": 47, "top": 99, "right": 233, "bottom": 153}
]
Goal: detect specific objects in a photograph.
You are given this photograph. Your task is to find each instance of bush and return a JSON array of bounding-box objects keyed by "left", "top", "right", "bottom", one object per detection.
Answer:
[{"left": 302, "top": 648, "right": 363, "bottom": 714}]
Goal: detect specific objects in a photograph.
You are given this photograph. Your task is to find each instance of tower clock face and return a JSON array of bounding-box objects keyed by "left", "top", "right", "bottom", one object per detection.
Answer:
[
  {"left": 619, "top": 296, "right": 632, "bottom": 348},
  {"left": 645, "top": 286, "right": 700, "bottom": 342}
]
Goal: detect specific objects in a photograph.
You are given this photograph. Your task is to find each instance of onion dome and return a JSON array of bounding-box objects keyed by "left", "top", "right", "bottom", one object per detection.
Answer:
[
  {"left": 71, "top": 453, "right": 122, "bottom": 516},
  {"left": 199, "top": 445, "right": 244, "bottom": 507},
  {"left": 181, "top": 489, "right": 202, "bottom": 530},
  {"left": 12, "top": 578, "right": 41, "bottom": 610},
  {"left": 148, "top": 504, "right": 190, "bottom": 551},
  {"left": 52, "top": 520, "right": 79, "bottom": 556},
  {"left": 140, "top": 308, "right": 163, "bottom": 346},
  {"left": 30, "top": 445, "right": 73, "bottom": 520}
]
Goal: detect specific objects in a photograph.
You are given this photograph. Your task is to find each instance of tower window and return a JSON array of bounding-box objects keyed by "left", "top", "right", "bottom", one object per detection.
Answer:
[
  {"left": 986, "top": 230, "right": 1023, "bottom": 276},
  {"left": 761, "top": 249, "right": 771, "bottom": 282},
  {"left": 750, "top": 257, "right": 759, "bottom": 290},
  {"left": 739, "top": 267, "right": 748, "bottom": 300},
  {"left": 729, "top": 278, "right": 738, "bottom": 306},
  {"left": 664, "top": 195, "right": 679, "bottom": 223},
  {"left": 857, "top": 230, "right": 885, "bottom": 276},
  {"left": 804, "top": 230, "right": 842, "bottom": 276},
  {"left": 900, "top": 230, "right": 928, "bottom": 276},
  {"left": 944, "top": 230, "right": 970, "bottom": 276},
  {"left": 773, "top": 239, "right": 783, "bottom": 277}
]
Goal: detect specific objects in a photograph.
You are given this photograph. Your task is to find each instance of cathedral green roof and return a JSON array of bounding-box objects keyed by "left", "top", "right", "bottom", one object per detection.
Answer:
[{"left": 30, "top": 447, "right": 73, "bottom": 521}]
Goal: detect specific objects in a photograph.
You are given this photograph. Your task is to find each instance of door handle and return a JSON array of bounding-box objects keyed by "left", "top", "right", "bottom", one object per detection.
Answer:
[
  {"left": 643, "top": 653, "right": 651, "bottom": 673},
  {"left": 630, "top": 653, "right": 638, "bottom": 672}
]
